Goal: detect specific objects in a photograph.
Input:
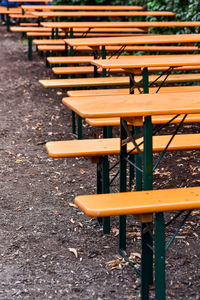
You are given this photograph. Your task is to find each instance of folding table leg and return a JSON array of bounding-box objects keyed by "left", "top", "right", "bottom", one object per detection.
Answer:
[
  {"left": 143, "top": 116, "right": 153, "bottom": 286},
  {"left": 28, "top": 37, "right": 32, "bottom": 61},
  {"left": 141, "top": 222, "right": 152, "bottom": 300},
  {"left": 102, "top": 156, "right": 110, "bottom": 234},
  {"left": 155, "top": 212, "right": 166, "bottom": 300},
  {"left": 77, "top": 115, "right": 82, "bottom": 140},
  {"left": 119, "top": 118, "right": 127, "bottom": 250}
]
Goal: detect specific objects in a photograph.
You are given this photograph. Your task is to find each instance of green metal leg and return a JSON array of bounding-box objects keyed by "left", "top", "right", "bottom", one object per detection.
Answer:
[
  {"left": 77, "top": 115, "right": 82, "bottom": 140},
  {"left": 135, "top": 126, "right": 142, "bottom": 191},
  {"left": 119, "top": 118, "right": 127, "bottom": 250},
  {"left": 96, "top": 161, "right": 103, "bottom": 225},
  {"left": 143, "top": 116, "right": 153, "bottom": 286},
  {"left": 143, "top": 116, "right": 153, "bottom": 191},
  {"left": 142, "top": 67, "right": 149, "bottom": 94},
  {"left": 103, "top": 126, "right": 112, "bottom": 138},
  {"left": 6, "top": 14, "right": 10, "bottom": 32},
  {"left": 55, "top": 28, "right": 59, "bottom": 39},
  {"left": 141, "top": 223, "right": 152, "bottom": 300},
  {"left": 102, "top": 156, "right": 110, "bottom": 234},
  {"left": 64, "top": 44, "right": 69, "bottom": 56},
  {"left": 70, "top": 46, "right": 74, "bottom": 56},
  {"left": 28, "top": 37, "right": 32, "bottom": 61},
  {"left": 102, "top": 45, "right": 107, "bottom": 78},
  {"left": 52, "top": 28, "right": 54, "bottom": 39},
  {"left": 72, "top": 111, "right": 76, "bottom": 135},
  {"left": 155, "top": 213, "right": 166, "bottom": 300}
]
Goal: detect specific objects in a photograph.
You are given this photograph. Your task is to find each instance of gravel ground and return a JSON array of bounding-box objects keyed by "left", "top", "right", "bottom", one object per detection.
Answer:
[{"left": 0, "top": 25, "right": 200, "bottom": 300}]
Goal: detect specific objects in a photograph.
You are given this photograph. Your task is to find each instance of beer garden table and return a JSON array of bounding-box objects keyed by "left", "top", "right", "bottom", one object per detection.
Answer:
[
  {"left": 32, "top": 10, "right": 176, "bottom": 19},
  {"left": 21, "top": 5, "right": 145, "bottom": 11},
  {"left": 62, "top": 90, "right": 200, "bottom": 300}
]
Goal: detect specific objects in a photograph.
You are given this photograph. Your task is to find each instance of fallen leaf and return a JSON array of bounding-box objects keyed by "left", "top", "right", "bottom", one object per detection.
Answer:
[
  {"left": 68, "top": 248, "right": 78, "bottom": 258},
  {"left": 67, "top": 202, "right": 78, "bottom": 208},
  {"left": 189, "top": 165, "right": 199, "bottom": 172},
  {"left": 4, "top": 150, "right": 13, "bottom": 155},
  {"left": 15, "top": 206, "right": 22, "bottom": 211},
  {"left": 106, "top": 258, "right": 124, "bottom": 270},
  {"left": 80, "top": 169, "right": 86, "bottom": 174},
  {"left": 13, "top": 156, "right": 22, "bottom": 163},
  {"left": 111, "top": 227, "right": 119, "bottom": 236},
  {"left": 54, "top": 211, "right": 60, "bottom": 215},
  {"left": 32, "top": 173, "right": 38, "bottom": 177},
  {"left": 171, "top": 284, "right": 184, "bottom": 290}
]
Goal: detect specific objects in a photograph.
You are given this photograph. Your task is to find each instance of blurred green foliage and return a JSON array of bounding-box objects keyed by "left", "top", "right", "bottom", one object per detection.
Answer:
[{"left": 52, "top": 0, "right": 200, "bottom": 33}]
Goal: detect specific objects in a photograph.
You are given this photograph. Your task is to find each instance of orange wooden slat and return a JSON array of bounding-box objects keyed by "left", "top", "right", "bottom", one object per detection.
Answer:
[
  {"left": 74, "top": 187, "right": 200, "bottom": 217},
  {"left": 62, "top": 91, "right": 200, "bottom": 118}
]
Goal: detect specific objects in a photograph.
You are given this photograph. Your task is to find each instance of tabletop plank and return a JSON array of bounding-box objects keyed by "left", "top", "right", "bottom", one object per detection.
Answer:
[
  {"left": 41, "top": 21, "right": 200, "bottom": 29},
  {"left": 62, "top": 92, "right": 200, "bottom": 118},
  {"left": 65, "top": 33, "right": 200, "bottom": 46},
  {"left": 22, "top": 5, "right": 144, "bottom": 11},
  {"left": 32, "top": 11, "right": 176, "bottom": 17},
  {"left": 91, "top": 54, "right": 200, "bottom": 69}
]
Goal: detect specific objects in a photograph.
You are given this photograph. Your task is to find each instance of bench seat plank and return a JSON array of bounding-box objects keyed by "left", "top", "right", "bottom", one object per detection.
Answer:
[
  {"left": 40, "top": 74, "right": 200, "bottom": 88},
  {"left": 27, "top": 32, "right": 65, "bottom": 37},
  {"left": 67, "top": 85, "right": 200, "bottom": 97},
  {"left": 19, "top": 23, "right": 39, "bottom": 27},
  {"left": 86, "top": 114, "right": 200, "bottom": 126},
  {"left": 74, "top": 186, "right": 200, "bottom": 217},
  {"left": 45, "top": 134, "right": 200, "bottom": 158},
  {"left": 48, "top": 56, "right": 200, "bottom": 68},
  {"left": 9, "top": 14, "right": 39, "bottom": 18},
  {"left": 37, "top": 44, "right": 199, "bottom": 52}
]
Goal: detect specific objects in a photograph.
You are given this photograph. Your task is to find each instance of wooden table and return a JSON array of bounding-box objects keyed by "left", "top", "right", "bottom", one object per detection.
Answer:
[
  {"left": 32, "top": 10, "right": 176, "bottom": 18},
  {"left": 21, "top": 5, "right": 145, "bottom": 11},
  {"left": 42, "top": 20, "right": 200, "bottom": 30},
  {"left": 62, "top": 91, "right": 200, "bottom": 300},
  {"left": 41, "top": 21, "right": 200, "bottom": 39},
  {"left": 40, "top": 21, "right": 153, "bottom": 38},
  {"left": 65, "top": 33, "right": 200, "bottom": 57},
  {"left": 91, "top": 53, "right": 200, "bottom": 92},
  {"left": 65, "top": 33, "right": 200, "bottom": 47}
]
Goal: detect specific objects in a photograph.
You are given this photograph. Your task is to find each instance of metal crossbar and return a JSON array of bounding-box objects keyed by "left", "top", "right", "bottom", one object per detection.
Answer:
[
  {"left": 108, "top": 45, "right": 127, "bottom": 59},
  {"left": 153, "top": 114, "right": 187, "bottom": 171},
  {"left": 149, "top": 66, "right": 175, "bottom": 89},
  {"left": 122, "top": 119, "right": 143, "bottom": 157},
  {"left": 166, "top": 210, "right": 192, "bottom": 251}
]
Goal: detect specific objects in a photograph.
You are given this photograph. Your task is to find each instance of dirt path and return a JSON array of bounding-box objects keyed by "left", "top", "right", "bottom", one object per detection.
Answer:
[{"left": 0, "top": 26, "right": 200, "bottom": 299}]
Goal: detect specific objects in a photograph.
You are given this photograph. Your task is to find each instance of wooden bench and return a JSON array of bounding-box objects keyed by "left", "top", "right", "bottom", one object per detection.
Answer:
[
  {"left": 27, "top": 32, "right": 65, "bottom": 60},
  {"left": 67, "top": 85, "right": 200, "bottom": 127},
  {"left": 52, "top": 63, "right": 200, "bottom": 75},
  {"left": 47, "top": 55, "right": 200, "bottom": 72},
  {"left": 19, "top": 23, "right": 39, "bottom": 27},
  {"left": 9, "top": 13, "right": 39, "bottom": 18},
  {"left": 39, "top": 73, "right": 200, "bottom": 89},
  {"left": 10, "top": 26, "right": 58, "bottom": 32},
  {"left": 75, "top": 186, "right": 200, "bottom": 217},
  {"left": 46, "top": 134, "right": 200, "bottom": 158},
  {"left": 74, "top": 186, "right": 200, "bottom": 299},
  {"left": 46, "top": 133, "right": 200, "bottom": 195},
  {"left": 46, "top": 133, "right": 200, "bottom": 234},
  {"left": 0, "top": 7, "right": 20, "bottom": 13},
  {"left": 37, "top": 44, "right": 199, "bottom": 54},
  {"left": 67, "top": 85, "right": 200, "bottom": 97}
]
